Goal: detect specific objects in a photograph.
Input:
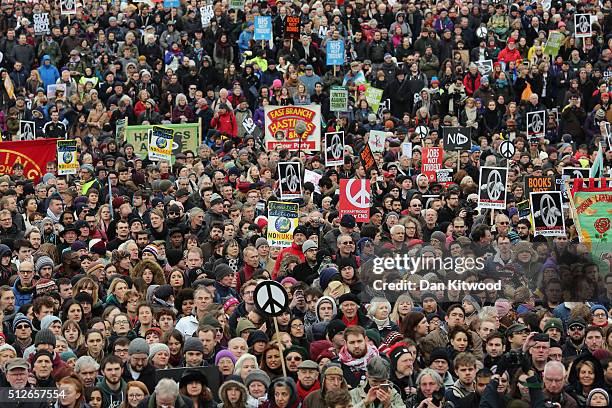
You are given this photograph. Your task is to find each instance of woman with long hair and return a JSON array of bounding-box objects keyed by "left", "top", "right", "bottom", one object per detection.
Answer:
[
  {"left": 77, "top": 329, "right": 105, "bottom": 364},
  {"left": 260, "top": 344, "right": 284, "bottom": 381},
  {"left": 62, "top": 319, "right": 84, "bottom": 351},
  {"left": 95, "top": 204, "right": 112, "bottom": 242},
  {"left": 162, "top": 329, "right": 184, "bottom": 368},
  {"left": 106, "top": 278, "right": 129, "bottom": 311},
  {"left": 401, "top": 311, "right": 429, "bottom": 344},
  {"left": 213, "top": 33, "right": 234, "bottom": 75},
  {"left": 58, "top": 374, "right": 88, "bottom": 408},
  {"left": 390, "top": 294, "right": 414, "bottom": 326},
  {"left": 179, "top": 370, "right": 215, "bottom": 408}
]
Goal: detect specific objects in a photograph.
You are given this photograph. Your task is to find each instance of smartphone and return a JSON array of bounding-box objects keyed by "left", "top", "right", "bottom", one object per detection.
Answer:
[
  {"left": 379, "top": 383, "right": 390, "bottom": 392},
  {"left": 377, "top": 176, "right": 383, "bottom": 182}
]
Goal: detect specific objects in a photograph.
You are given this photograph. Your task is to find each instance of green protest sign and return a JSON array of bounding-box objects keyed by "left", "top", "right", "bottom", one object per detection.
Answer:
[
  {"left": 330, "top": 87, "right": 348, "bottom": 112},
  {"left": 125, "top": 122, "right": 200, "bottom": 163},
  {"left": 364, "top": 85, "right": 384, "bottom": 115},
  {"left": 543, "top": 31, "right": 565, "bottom": 57}
]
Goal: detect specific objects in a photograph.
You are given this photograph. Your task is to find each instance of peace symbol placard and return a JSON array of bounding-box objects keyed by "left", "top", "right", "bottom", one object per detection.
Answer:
[
  {"left": 530, "top": 191, "right": 565, "bottom": 236},
  {"left": 278, "top": 162, "right": 302, "bottom": 200},
  {"left": 478, "top": 166, "right": 508, "bottom": 209},
  {"left": 527, "top": 111, "right": 546, "bottom": 139},
  {"left": 498, "top": 140, "right": 516, "bottom": 160},
  {"left": 254, "top": 280, "right": 289, "bottom": 317},
  {"left": 325, "top": 131, "right": 345, "bottom": 167}
]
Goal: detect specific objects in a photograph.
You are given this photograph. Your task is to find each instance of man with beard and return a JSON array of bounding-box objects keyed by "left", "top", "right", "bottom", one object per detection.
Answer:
[
  {"left": 483, "top": 332, "right": 505, "bottom": 370},
  {"left": 200, "top": 222, "right": 224, "bottom": 261},
  {"left": 303, "top": 365, "right": 347, "bottom": 408},
  {"left": 387, "top": 343, "right": 417, "bottom": 401},
  {"left": 335, "top": 326, "right": 378, "bottom": 389},
  {"left": 562, "top": 318, "right": 587, "bottom": 358},
  {"left": 292, "top": 240, "right": 319, "bottom": 284},
  {"left": 122, "top": 338, "right": 155, "bottom": 393},
  {"left": 97, "top": 356, "right": 127, "bottom": 408},
  {"left": 75, "top": 356, "right": 100, "bottom": 388},
  {"left": 55, "top": 250, "right": 82, "bottom": 279},
  {"left": 516, "top": 220, "right": 532, "bottom": 241}
]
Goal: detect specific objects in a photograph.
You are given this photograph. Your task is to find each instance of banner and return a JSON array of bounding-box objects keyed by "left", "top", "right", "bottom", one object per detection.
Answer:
[
  {"left": 524, "top": 175, "right": 554, "bottom": 196},
  {"left": 339, "top": 179, "right": 371, "bottom": 222},
  {"left": 329, "top": 87, "right": 348, "bottom": 112},
  {"left": 200, "top": 5, "right": 214, "bottom": 28},
  {"left": 368, "top": 130, "right": 386, "bottom": 153},
  {"left": 326, "top": 40, "right": 345, "bottom": 66},
  {"left": 33, "top": 13, "right": 50, "bottom": 36},
  {"left": 530, "top": 191, "right": 565, "bottom": 236},
  {"left": 574, "top": 14, "right": 592, "bottom": 38},
  {"left": 442, "top": 126, "right": 471, "bottom": 151},
  {"left": 527, "top": 111, "right": 546, "bottom": 139},
  {"left": 264, "top": 105, "right": 321, "bottom": 152},
  {"left": 284, "top": 16, "right": 300, "bottom": 40},
  {"left": 254, "top": 16, "right": 272, "bottom": 41},
  {"left": 163, "top": 0, "right": 179, "bottom": 7},
  {"left": 401, "top": 142, "right": 412, "bottom": 158},
  {"left": 543, "top": 31, "right": 565, "bottom": 57},
  {"left": 267, "top": 201, "right": 299, "bottom": 248},
  {"left": 60, "top": 0, "right": 76, "bottom": 15},
  {"left": 278, "top": 162, "right": 302, "bottom": 200},
  {"left": 57, "top": 140, "right": 78, "bottom": 175},
  {"left": 364, "top": 86, "right": 384, "bottom": 115},
  {"left": 19, "top": 120, "right": 36, "bottom": 140},
  {"left": 115, "top": 118, "right": 127, "bottom": 143},
  {"left": 324, "top": 131, "right": 344, "bottom": 167},
  {"left": 360, "top": 143, "right": 377, "bottom": 173},
  {"left": 421, "top": 147, "right": 443, "bottom": 182},
  {"left": 0, "top": 139, "right": 58, "bottom": 181},
  {"left": 303, "top": 169, "right": 322, "bottom": 193},
  {"left": 229, "top": 0, "right": 244, "bottom": 10},
  {"left": 478, "top": 166, "right": 508, "bottom": 209},
  {"left": 125, "top": 122, "right": 200, "bottom": 163},
  {"left": 148, "top": 126, "right": 174, "bottom": 161},
  {"left": 436, "top": 169, "right": 454, "bottom": 187},
  {"left": 475, "top": 60, "right": 493, "bottom": 76}
]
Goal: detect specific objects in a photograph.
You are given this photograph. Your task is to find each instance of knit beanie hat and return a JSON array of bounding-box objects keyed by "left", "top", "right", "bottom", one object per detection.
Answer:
[
  {"left": 587, "top": 388, "right": 609, "bottom": 406},
  {"left": 40, "top": 315, "right": 62, "bottom": 331},
  {"left": 128, "top": 338, "right": 150, "bottom": 356},
  {"left": 245, "top": 369, "right": 271, "bottom": 389},
  {"left": 13, "top": 313, "right": 32, "bottom": 331},
  {"left": 247, "top": 330, "right": 269, "bottom": 347},
  {"left": 35, "top": 328, "right": 56, "bottom": 347},
  {"left": 35, "top": 256, "right": 54, "bottom": 273},
  {"left": 387, "top": 342, "right": 413, "bottom": 371},
  {"left": 215, "top": 349, "right": 237, "bottom": 365},
  {"left": 149, "top": 343, "right": 170, "bottom": 360},
  {"left": 183, "top": 337, "right": 204, "bottom": 354},
  {"left": 60, "top": 351, "right": 77, "bottom": 362}
]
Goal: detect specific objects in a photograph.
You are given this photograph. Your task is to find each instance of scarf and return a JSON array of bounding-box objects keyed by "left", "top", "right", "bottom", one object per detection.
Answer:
[
  {"left": 297, "top": 380, "right": 320, "bottom": 401},
  {"left": 338, "top": 344, "right": 379, "bottom": 370},
  {"left": 372, "top": 316, "right": 391, "bottom": 330}
]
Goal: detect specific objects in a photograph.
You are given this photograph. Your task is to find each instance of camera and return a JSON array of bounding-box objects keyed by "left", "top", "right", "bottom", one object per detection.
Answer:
[
  {"left": 431, "top": 390, "right": 445, "bottom": 407},
  {"left": 506, "top": 350, "right": 524, "bottom": 368}
]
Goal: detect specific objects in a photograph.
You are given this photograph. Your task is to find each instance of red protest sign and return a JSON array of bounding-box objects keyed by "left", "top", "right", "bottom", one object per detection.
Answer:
[
  {"left": 0, "top": 138, "right": 58, "bottom": 181},
  {"left": 421, "top": 147, "right": 443, "bottom": 182},
  {"left": 339, "top": 179, "right": 371, "bottom": 222}
]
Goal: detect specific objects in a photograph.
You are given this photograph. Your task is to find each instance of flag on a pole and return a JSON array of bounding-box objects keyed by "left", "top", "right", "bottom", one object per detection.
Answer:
[{"left": 590, "top": 142, "right": 604, "bottom": 178}]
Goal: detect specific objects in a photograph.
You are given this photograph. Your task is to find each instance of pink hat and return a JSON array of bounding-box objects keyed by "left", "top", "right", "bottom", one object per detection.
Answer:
[
  {"left": 223, "top": 297, "right": 240, "bottom": 313},
  {"left": 272, "top": 79, "right": 283, "bottom": 89}
]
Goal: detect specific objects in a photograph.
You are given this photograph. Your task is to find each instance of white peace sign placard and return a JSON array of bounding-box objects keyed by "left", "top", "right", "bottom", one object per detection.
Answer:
[
  {"left": 415, "top": 125, "right": 429, "bottom": 138},
  {"left": 486, "top": 170, "right": 504, "bottom": 201},
  {"left": 345, "top": 179, "right": 371, "bottom": 208},
  {"left": 254, "top": 280, "right": 289, "bottom": 317},
  {"left": 540, "top": 194, "right": 560, "bottom": 227},
  {"left": 284, "top": 164, "right": 299, "bottom": 191},
  {"left": 328, "top": 133, "right": 343, "bottom": 159},
  {"left": 499, "top": 140, "right": 516, "bottom": 160}
]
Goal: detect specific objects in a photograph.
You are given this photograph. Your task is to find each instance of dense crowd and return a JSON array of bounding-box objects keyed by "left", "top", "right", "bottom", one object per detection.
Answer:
[{"left": 0, "top": 0, "right": 611, "bottom": 408}]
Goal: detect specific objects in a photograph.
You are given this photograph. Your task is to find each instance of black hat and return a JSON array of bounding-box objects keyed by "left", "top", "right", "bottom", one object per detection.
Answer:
[
  {"left": 326, "top": 320, "right": 347, "bottom": 339},
  {"left": 338, "top": 293, "right": 360, "bottom": 305},
  {"left": 340, "top": 214, "right": 356, "bottom": 228},
  {"left": 247, "top": 330, "right": 269, "bottom": 347},
  {"left": 428, "top": 347, "right": 451, "bottom": 366},
  {"left": 180, "top": 369, "right": 208, "bottom": 388},
  {"left": 214, "top": 263, "right": 235, "bottom": 281},
  {"left": 60, "top": 225, "right": 78, "bottom": 236},
  {"left": 293, "top": 226, "right": 308, "bottom": 236}
]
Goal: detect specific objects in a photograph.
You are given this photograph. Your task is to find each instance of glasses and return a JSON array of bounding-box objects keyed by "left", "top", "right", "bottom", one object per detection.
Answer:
[
  {"left": 115, "top": 319, "right": 129, "bottom": 325},
  {"left": 569, "top": 325, "right": 584, "bottom": 331},
  {"left": 19, "top": 270, "right": 33, "bottom": 274},
  {"left": 287, "top": 356, "right": 302, "bottom": 361},
  {"left": 169, "top": 212, "right": 179, "bottom": 216},
  {"left": 593, "top": 312, "right": 607, "bottom": 318},
  {"left": 15, "top": 324, "right": 30, "bottom": 330},
  {"left": 115, "top": 348, "right": 129, "bottom": 354},
  {"left": 129, "top": 394, "right": 145, "bottom": 399},
  {"left": 340, "top": 241, "right": 354, "bottom": 245},
  {"left": 498, "top": 221, "right": 510, "bottom": 225},
  {"left": 243, "top": 291, "right": 254, "bottom": 296},
  {"left": 291, "top": 324, "right": 304, "bottom": 329}
]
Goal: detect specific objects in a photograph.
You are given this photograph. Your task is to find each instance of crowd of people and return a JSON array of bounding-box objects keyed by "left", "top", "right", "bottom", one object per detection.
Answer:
[{"left": 0, "top": 0, "right": 610, "bottom": 407}]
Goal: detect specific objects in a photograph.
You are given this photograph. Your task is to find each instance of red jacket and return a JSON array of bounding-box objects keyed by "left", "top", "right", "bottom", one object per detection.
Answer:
[
  {"left": 463, "top": 72, "right": 481, "bottom": 96},
  {"left": 210, "top": 110, "right": 237, "bottom": 137},
  {"left": 273, "top": 242, "right": 305, "bottom": 278},
  {"left": 498, "top": 46, "right": 521, "bottom": 65}
]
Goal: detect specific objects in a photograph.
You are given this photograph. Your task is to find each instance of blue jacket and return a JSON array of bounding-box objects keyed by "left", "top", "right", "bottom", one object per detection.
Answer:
[
  {"left": 13, "top": 278, "right": 34, "bottom": 308},
  {"left": 38, "top": 55, "right": 60, "bottom": 90},
  {"left": 237, "top": 30, "right": 253, "bottom": 53}
]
